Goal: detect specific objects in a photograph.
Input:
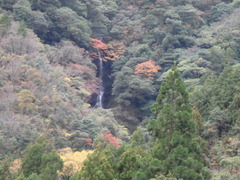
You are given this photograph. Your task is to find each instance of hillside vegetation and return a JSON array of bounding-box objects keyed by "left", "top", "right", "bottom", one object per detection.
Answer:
[{"left": 0, "top": 0, "right": 239, "bottom": 179}]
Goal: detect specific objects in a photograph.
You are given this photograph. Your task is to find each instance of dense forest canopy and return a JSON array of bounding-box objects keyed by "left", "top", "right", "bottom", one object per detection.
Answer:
[{"left": 0, "top": 0, "right": 239, "bottom": 179}]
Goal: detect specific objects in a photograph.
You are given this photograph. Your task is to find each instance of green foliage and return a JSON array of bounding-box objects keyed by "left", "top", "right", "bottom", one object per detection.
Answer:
[
  {"left": 60, "top": 0, "right": 88, "bottom": 17},
  {"left": 144, "top": 14, "right": 159, "bottom": 29},
  {"left": 27, "top": 173, "right": 41, "bottom": 180},
  {"left": 149, "top": 173, "right": 177, "bottom": 180},
  {"left": 207, "top": 107, "right": 231, "bottom": 137},
  {"left": 0, "top": 0, "right": 17, "bottom": 11},
  {"left": 220, "top": 156, "right": 240, "bottom": 172},
  {"left": 40, "top": 153, "right": 63, "bottom": 180},
  {"left": 29, "top": 11, "right": 49, "bottom": 35},
  {"left": 191, "top": 65, "right": 240, "bottom": 136},
  {"left": 13, "top": 0, "right": 34, "bottom": 23},
  {"left": 0, "top": 16, "right": 127, "bottom": 155},
  {"left": 112, "top": 55, "right": 157, "bottom": 111},
  {"left": 21, "top": 136, "right": 52, "bottom": 176},
  {"left": 231, "top": 0, "right": 240, "bottom": 7},
  {"left": 176, "top": 5, "right": 202, "bottom": 27},
  {"left": 211, "top": 3, "right": 233, "bottom": 22},
  {"left": 21, "top": 136, "right": 63, "bottom": 179},
  {"left": 212, "top": 156, "right": 240, "bottom": 180},
  {"left": 116, "top": 147, "right": 161, "bottom": 180},
  {"left": 0, "top": 1, "right": 240, "bottom": 180},
  {"left": 84, "top": 0, "right": 115, "bottom": 36},
  {"left": 113, "top": 74, "right": 156, "bottom": 107},
  {"left": 178, "top": 58, "right": 211, "bottom": 79},
  {"left": 0, "top": 13, "right": 11, "bottom": 38},
  {"left": 0, "top": 157, "right": 12, "bottom": 180},
  {"left": 209, "top": 46, "right": 231, "bottom": 72},
  {"left": 0, "top": 114, "right": 39, "bottom": 159},
  {"left": 132, "top": 127, "right": 145, "bottom": 146},
  {"left": 148, "top": 67, "right": 205, "bottom": 180},
  {"left": 70, "top": 148, "right": 116, "bottom": 180},
  {"left": 70, "top": 143, "right": 162, "bottom": 180},
  {"left": 50, "top": 7, "right": 91, "bottom": 47},
  {"left": 29, "top": 0, "right": 61, "bottom": 12},
  {"left": 16, "top": 173, "right": 27, "bottom": 180},
  {"left": 72, "top": 67, "right": 206, "bottom": 180}
]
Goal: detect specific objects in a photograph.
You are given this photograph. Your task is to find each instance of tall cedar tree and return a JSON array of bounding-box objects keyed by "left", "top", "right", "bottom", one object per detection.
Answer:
[
  {"left": 147, "top": 67, "right": 205, "bottom": 180},
  {"left": 20, "top": 136, "right": 63, "bottom": 179}
]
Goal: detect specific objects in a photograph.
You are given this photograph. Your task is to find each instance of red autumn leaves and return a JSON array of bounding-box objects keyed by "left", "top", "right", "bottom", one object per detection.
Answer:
[
  {"left": 102, "top": 131, "right": 120, "bottom": 148},
  {"left": 91, "top": 38, "right": 125, "bottom": 61},
  {"left": 91, "top": 38, "right": 107, "bottom": 50}
]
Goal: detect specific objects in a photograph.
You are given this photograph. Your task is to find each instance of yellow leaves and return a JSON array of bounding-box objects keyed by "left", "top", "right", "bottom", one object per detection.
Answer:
[
  {"left": 82, "top": 103, "right": 91, "bottom": 109},
  {"left": 227, "top": 137, "right": 237, "bottom": 143},
  {"left": 43, "top": 119, "right": 51, "bottom": 125},
  {"left": 17, "top": 89, "right": 40, "bottom": 114},
  {"left": 21, "top": 64, "right": 30, "bottom": 68},
  {"left": 210, "top": 161, "right": 219, "bottom": 167},
  {"left": 59, "top": 147, "right": 94, "bottom": 177},
  {"left": 225, "top": 136, "right": 239, "bottom": 154},
  {"left": 63, "top": 131, "right": 72, "bottom": 137},
  {"left": 9, "top": 159, "right": 21, "bottom": 174},
  {"left": 20, "top": 65, "right": 45, "bottom": 85},
  {"left": 17, "top": 90, "right": 36, "bottom": 103},
  {"left": 64, "top": 77, "right": 71, "bottom": 83},
  {"left": 52, "top": 85, "right": 62, "bottom": 103}
]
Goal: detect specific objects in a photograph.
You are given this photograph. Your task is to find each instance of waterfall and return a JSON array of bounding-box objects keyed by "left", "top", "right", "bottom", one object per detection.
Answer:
[{"left": 95, "top": 50, "right": 104, "bottom": 108}]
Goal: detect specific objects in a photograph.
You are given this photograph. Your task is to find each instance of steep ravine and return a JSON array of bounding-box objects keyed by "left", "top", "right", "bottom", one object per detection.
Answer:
[
  {"left": 90, "top": 55, "right": 114, "bottom": 109},
  {"left": 95, "top": 51, "right": 104, "bottom": 108}
]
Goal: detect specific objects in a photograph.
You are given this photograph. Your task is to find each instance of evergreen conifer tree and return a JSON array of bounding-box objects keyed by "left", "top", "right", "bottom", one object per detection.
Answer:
[
  {"left": 20, "top": 136, "right": 63, "bottom": 179},
  {"left": 147, "top": 67, "right": 205, "bottom": 180}
]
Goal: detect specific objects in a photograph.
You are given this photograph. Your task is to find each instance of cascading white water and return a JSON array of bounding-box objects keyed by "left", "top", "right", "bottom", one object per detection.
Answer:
[{"left": 95, "top": 51, "right": 104, "bottom": 108}]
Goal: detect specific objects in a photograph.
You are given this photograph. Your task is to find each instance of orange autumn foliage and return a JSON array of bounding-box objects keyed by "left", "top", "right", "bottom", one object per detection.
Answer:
[
  {"left": 91, "top": 38, "right": 107, "bottom": 50},
  {"left": 90, "top": 39, "right": 125, "bottom": 61},
  {"left": 104, "top": 40, "right": 125, "bottom": 61},
  {"left": 102, "top": 131, "right": 120, "bottom": 148},
  {"left": 134, "top": 60, "right": 161, "bottom": 79}
]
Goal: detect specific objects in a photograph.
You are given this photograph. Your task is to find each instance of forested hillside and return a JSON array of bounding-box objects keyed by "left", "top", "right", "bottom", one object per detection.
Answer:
[{"left": 0, "top": 0, "right": 239, "bottom": 179}]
